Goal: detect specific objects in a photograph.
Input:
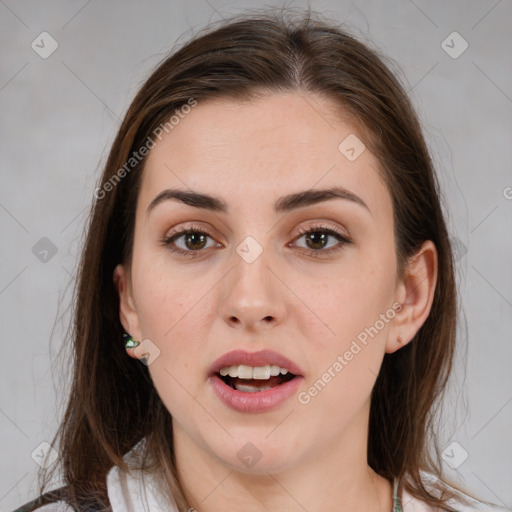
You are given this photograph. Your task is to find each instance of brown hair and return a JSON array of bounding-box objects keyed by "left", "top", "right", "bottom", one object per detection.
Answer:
[{"left": 36, "top": 8, "right": 494, "bottom": 512}]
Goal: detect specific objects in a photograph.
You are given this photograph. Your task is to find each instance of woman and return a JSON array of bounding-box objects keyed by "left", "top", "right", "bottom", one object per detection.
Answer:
[{"left": 13, "top": 8, "right": 507, "bottom": 512}]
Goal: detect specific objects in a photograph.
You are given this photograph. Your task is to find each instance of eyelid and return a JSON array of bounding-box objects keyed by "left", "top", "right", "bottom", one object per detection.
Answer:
[
  {"left": 163, "top": 220, "right": 350, "bottom": 240},
  {"left": 162, "top": 223, "right": 218, "bottom": 248},
  {"left": 295, "top": 222, "right": 350, "bottom": 240}
]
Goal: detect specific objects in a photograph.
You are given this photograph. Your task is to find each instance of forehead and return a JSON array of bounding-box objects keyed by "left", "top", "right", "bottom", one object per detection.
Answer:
[{"left": 138, "top": 92, "right": 389, "bottom": 217}]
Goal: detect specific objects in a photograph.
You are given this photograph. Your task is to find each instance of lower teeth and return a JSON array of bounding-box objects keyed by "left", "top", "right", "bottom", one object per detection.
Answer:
[{"left": 234, "top": 383, "right": 273, "bottom": 393}]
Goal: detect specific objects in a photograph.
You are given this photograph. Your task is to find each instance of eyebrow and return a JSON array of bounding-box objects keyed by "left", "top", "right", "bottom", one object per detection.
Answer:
[{"left": 146, "top": 186, "right": 370, "bottom": 215}]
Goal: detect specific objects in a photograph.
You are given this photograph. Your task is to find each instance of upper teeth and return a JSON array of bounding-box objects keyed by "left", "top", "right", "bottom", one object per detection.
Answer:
[{"left": 219, "top": 364, "right": 289, "bottom": 379}]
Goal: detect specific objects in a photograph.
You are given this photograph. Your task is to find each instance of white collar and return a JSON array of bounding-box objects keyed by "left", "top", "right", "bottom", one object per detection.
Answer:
[{"left": 106, "top": 438, "right": 179, "bottom": 512}]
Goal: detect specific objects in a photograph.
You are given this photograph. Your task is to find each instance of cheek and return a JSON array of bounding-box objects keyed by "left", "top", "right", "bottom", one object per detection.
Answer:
[
  {"left": 294, "top": 257, "right": 397, "bottom": 433},
  {"left": 130, "top": 254, "right": 218, "bottom": 375},
  {"left": 294, "top": 242, "right": 397, "bottom": 353},
  {"left": 131, "top": 243, "right": 208, "bottom": 338},
  {"left": 131, "top": 264, "right": 209, "bottom": 413}
]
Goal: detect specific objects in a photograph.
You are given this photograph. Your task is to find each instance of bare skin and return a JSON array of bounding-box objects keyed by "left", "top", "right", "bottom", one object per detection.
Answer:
[{"left": 114, "top": 91, "right": 437, "bottom": 512}]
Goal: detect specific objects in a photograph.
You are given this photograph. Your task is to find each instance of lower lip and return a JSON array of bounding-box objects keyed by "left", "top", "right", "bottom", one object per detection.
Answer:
[{"left": 209, "top": 374, "right": 304, "bottom": 413}]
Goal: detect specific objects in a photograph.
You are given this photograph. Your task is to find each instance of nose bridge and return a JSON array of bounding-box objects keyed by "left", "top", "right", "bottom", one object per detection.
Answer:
[{"left": 220, "top": 231, "right": 282, "bottom": 327}]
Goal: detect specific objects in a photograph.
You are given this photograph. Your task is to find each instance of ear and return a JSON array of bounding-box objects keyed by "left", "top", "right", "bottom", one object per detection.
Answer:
[
  {"left": 386, "top": 240, "right": 438, "bottom": 354},
  {"left": 113, "top": 263, "right": 142, "bottom": 357}
]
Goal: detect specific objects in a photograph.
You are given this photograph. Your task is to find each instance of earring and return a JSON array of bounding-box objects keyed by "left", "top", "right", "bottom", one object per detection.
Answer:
[{"left": 123, "top": 333, "right": 140, "bottom": 349}]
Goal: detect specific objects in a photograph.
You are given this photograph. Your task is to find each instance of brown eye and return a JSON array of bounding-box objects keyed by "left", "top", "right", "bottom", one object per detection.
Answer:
[
  {"left": 292, "top": 225, "right": 352, "bottom": 257},
  {"left": 180, "top": 231, "right": 208, "bottom": 251},
  {"left": 303, "top": 231, "right": 329, "bottom": 250},
  {"left": 163, "top": 226, "right": 220, "bottom": 256}
]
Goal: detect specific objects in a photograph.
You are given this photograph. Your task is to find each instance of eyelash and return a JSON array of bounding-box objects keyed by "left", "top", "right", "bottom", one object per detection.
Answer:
[{"left": 161, "top": 223, "right": 352, "bottom": 259}]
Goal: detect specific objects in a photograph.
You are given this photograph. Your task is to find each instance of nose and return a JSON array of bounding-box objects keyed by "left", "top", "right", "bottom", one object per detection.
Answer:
[{"left": 219, "top": 243, "right": 287, "bottom": 332}]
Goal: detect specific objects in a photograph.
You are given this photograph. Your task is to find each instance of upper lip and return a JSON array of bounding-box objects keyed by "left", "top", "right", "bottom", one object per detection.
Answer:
[{"left": 209, "top": 349, "right": 304, "bottom": 377}]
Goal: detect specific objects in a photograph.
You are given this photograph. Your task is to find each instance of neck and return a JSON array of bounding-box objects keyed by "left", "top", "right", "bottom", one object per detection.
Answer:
[{"left": 172, "top": 404, "right": 394, "bottom": 512}]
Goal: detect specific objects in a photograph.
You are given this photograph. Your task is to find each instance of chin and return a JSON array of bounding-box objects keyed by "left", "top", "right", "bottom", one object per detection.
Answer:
[{"left": 208, "top": 431, "right": 303, "bottom": 475}]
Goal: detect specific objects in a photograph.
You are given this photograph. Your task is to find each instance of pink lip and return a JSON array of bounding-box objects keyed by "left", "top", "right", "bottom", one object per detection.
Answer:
[
  {"left": 208, "top": 349, "right": 305, "bottom": 377},
  {"left": 208, "top": 349, "right": 304, "bottom": 413},
  {"left": 209, "top": 373, "right": 304, "bottom": 413}
]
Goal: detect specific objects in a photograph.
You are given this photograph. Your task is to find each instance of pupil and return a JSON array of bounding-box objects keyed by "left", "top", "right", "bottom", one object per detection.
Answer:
[
  {"left": 307, "top": 232, "right": 327, "bottom": 250},
  {"left": 186, "top": 233, "right": 206, "bottom": 250}
]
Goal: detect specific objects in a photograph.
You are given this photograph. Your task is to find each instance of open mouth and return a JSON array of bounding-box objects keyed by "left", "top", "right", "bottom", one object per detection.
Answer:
[
  {"left": 209, "top": 360, "right": 304, "bottom": 412},
  {"left": 217, "top": 372, "right": 297, "bottom": 393}
]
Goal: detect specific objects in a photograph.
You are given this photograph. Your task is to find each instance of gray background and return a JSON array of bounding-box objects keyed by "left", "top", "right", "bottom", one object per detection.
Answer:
[{"left": 1, "top": 0, "right": 511, "bottom": 510}]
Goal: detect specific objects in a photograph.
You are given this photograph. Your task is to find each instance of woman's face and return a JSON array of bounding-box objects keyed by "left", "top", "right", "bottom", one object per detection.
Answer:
[{"left": 114, "top": 92, "right": 422, "bottom": 475}]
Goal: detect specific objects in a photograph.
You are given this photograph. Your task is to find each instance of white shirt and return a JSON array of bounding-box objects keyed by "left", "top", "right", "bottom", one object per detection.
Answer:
[{"left": 31, "top": 440, "right": 509, "bottom": 512}]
